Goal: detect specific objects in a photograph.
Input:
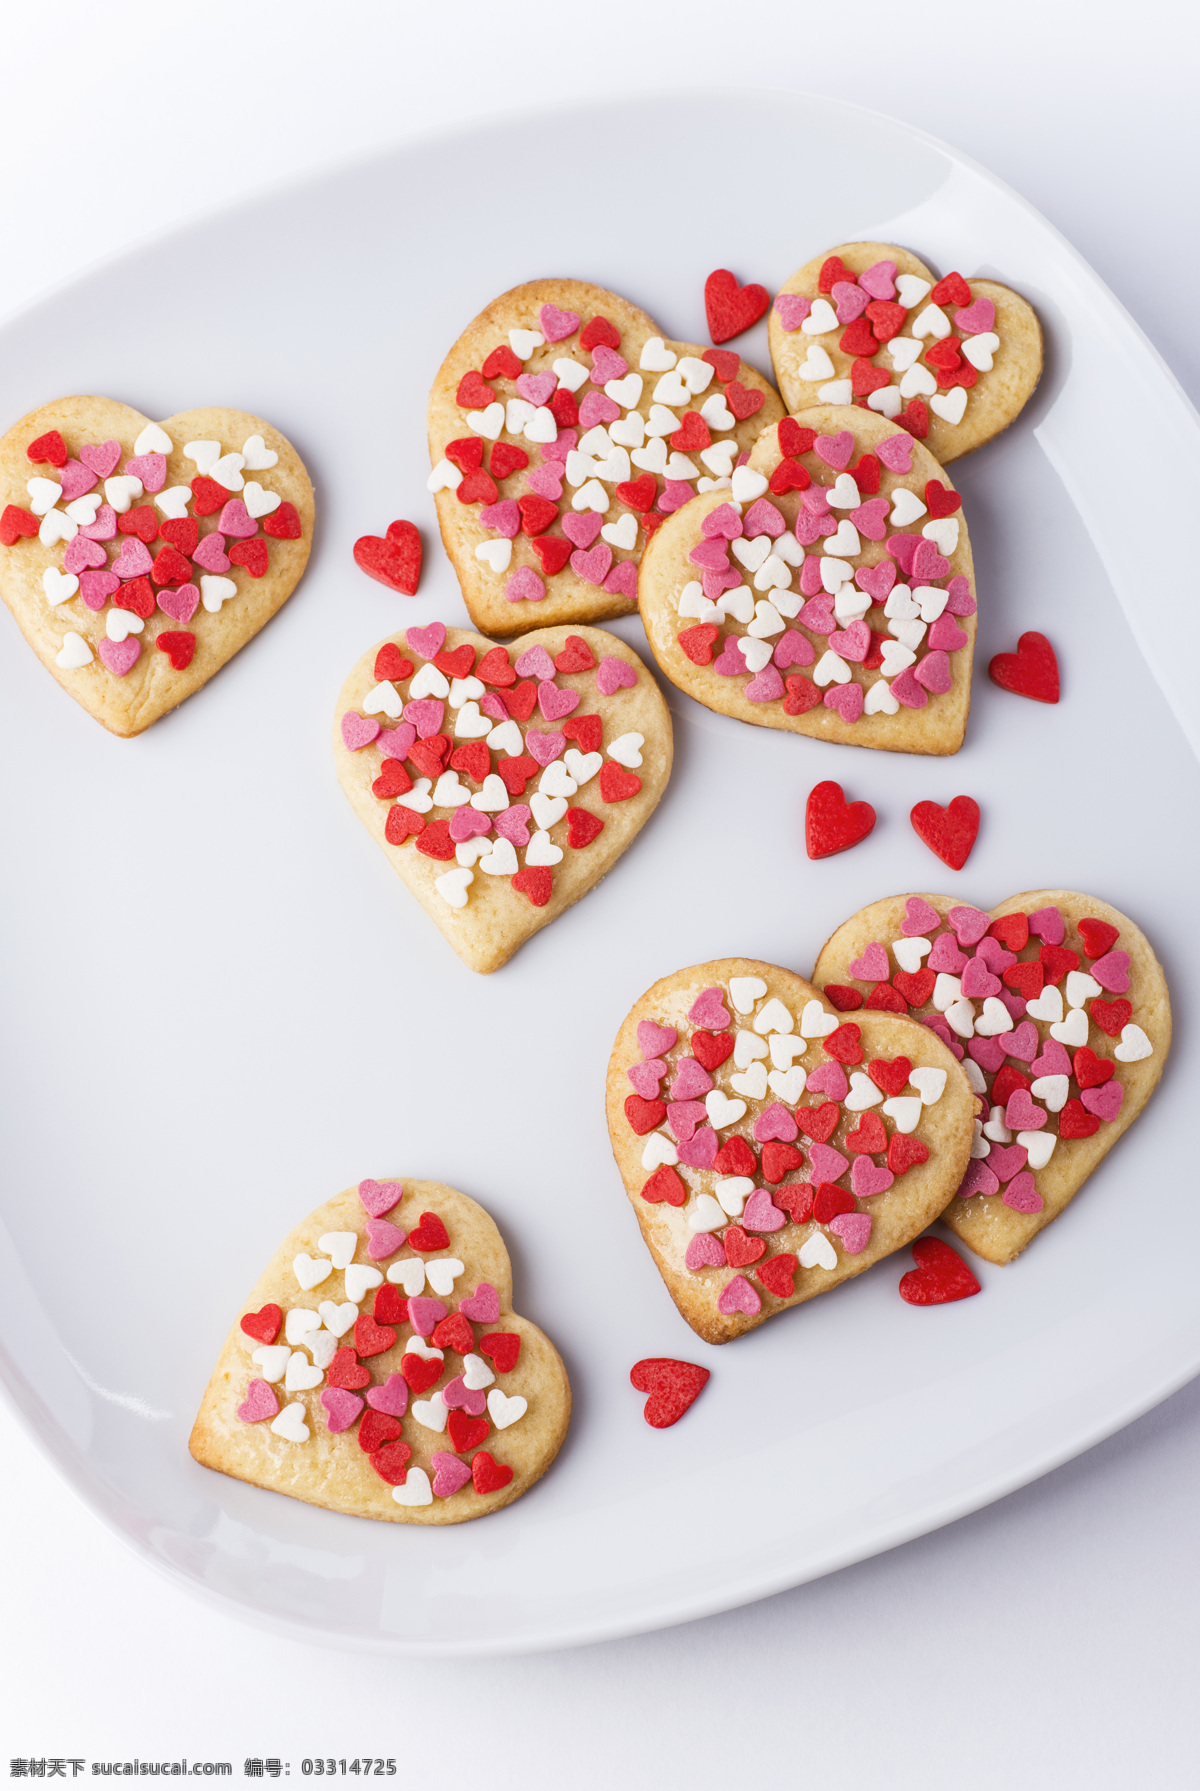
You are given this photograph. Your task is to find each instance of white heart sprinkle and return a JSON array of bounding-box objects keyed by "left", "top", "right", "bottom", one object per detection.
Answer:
[
  {"left": 26, "top": 476, "right": 63, "bottom": 514},
  {"left": 769, "top": 1033, "right": 806, "bottom": 1068},
  {"left": 641, "top": 1133, "right": 678, "bottom": 1171},
  {"left": 285, "top": 1351, "right": 323, "bottom": 1392},
  {"left": 688, "top": 1194, "right": 729, "bottom": 1233},
  {"left": 1114, "top": 1025, "right": 1153, "bottom": 1062},
  {"left": 106, "top": 609, "right": 144, "bottom": 641},
  {"left": 794, "top": 345, "right": 835, "bottom": 383},
  {"left": 730, "top": 1063, "right": 768, "bottom": 1100},
  {"left": 800, "top": 1000, "right": 839, "bottom": 1039},
  {"left": 428, "top": 458, "right": 463, "bottom": 493},
  {"left": 411, "top": 1395, "right": 448, "bottom": 1433},
  {"left": 293, "top": 1254, "right": 332, "bottom": 1291},
  {"left": 487, "top": 1389, "right": 528, "bottom": 1430},
  {"left": 895, "top": 275, "right": 932, "bottom": 309},
  {"left": 1050, "top": 1007, "right": 1090, "bottom": 1047},
  {"left": 479, "top": 837, "right": 519, "bottom": 876},
  {"left": 184, "top": 441, "right": 222, "bottom": 474},
  {"left": 343, "top": 1264, "right": 383, "bottom": 1302},
  {"left": 242, "top": 480, "right": 280, "bottom": 519},
  {"left": 846, "top": 1072, "right": 884, "bottom": 1111},
  {"left": 200, "top": 575, "right": 237, "bottom": 612},
  {"left": 284, "top": 1308, "right": 321, "bottom": 1344},
  {"left": 317, "top": 1300, "right": 358, "bottom": 1337},
  {"left": 55, "top": 630, "right": 93, "bottom": 668},
  {"left": 155, "top": 485, "right": 193, "bottom": 517},
  {"left": 639, "top": 337, "right": 678, "bottom": 372},
  {"left": 961, "top": 332, "right": 999, "bottom": 372},
  {"left": 705, "top": 1089, "right": 746, "bottom": 1129},
  {"left": 802, "top": 298, "right": 838, "bottom": 334},
  {"left": 882, "top": 1096, "right": 922, "bottom": 1133},
  {"left": 387, "top": 1258, "right": 426, "bottom": 1297},
  {"left": 1065, "top": 971, "right": 1102, "bottom": 1010},
  {"left": 509, "top": 328, "right": 545, "bottom": 360},
  {"left": 251, "top": 1346, "right": 290, "bottom": 1382},
  {"left": 425, "top": 1258, "right": 465, "bottom": 1297},
  {"left": 466, "top": 403, "right": 504, "bottom": 440},
  {"left": 930, "top": 389, "right": 968, "bottom": 426},
  {"left": 1019, "top": 1130, "right": 1057, "bottom": 1170},
  {"left": 799, "top": 1232, "right": 837, "bottom": 1271},
  {"left": 908, "top": 1067, "right": 947, "bottom": 1106},
  {"left": 270, "top": 1402, "right": 310, "bottom": 1443},
  {"left": 973, "top": 997, "right": 1013, "bottom": 1037},
  {"left": 435, "top": 866, "right": 473, "bottom": 909},
  {"left": 470, "top": 773, "right": 510, "bottom": 814},
  {"left": 240, "top": 433, "right": 278, "bottom": 470},
  {"left": 42, "top": 567, "right": 79, "bottom": 606},
  {"left": 209, "top": 453, "right": 245, "bottom": 491},
  {"left": 134, "top": 422, "right": 173, "bottom": 456}
]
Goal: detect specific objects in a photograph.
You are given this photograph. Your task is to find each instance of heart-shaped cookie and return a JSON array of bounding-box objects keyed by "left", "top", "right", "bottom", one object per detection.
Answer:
[
  {"left": 811, "top": 891, "right": 1171, "bottom": 1263},
  {"left": 770, "top": 243, "right": 1042, "bottom": 463},
  {"left": 606, "top": 959, "right": 975, "bottom": 1342},
  {"left": 0, "top": 397, "right": 313, "bottom": 736},
  {"left": 427, "top": 280, "right": 784, "bottom": 637},
  {"left": 334, "top": 622, "right": 672, "bottom": 973},
  {"left": 190, "top": 1178, "right": 571, "bottom": 1524},
  {"left": 638, "top": 406, "right": 976, "bottom": 752}
]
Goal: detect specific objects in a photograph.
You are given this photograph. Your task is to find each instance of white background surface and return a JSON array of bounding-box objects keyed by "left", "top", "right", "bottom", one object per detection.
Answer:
[{"left": 3, "top": 1, "right": 1199, "bottom": 1783}]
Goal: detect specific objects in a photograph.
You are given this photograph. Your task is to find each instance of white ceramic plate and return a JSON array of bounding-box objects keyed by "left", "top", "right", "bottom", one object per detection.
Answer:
[{"left": 1, "top": 92, "right": 1197, "bottom": 1657}]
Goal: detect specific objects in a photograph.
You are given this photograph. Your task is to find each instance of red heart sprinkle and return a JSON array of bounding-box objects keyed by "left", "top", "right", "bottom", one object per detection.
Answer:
[
  {"left": 818, "top": 256, "right": 855, "bottom": 292},
  {"left": 384, "top": 805, "right": 424, "bottom": 844},
  {"left": 479, "top": 1332, "right": 521, "bottom": 1374},
  {"left": 229, "top": 538, "right": 270, "bottom": 578},
  {"left": 771, "top": 459, "right": 813, "bottom": 501},
  {"left": 415, "top": 819, "right": 455, "bottom": 860},
  {"left": 774, "top": 1185, "right": 814, "bottom": 1225},
  {"left": 868, "top": 1056, "right": 912, "bottom": 1096},
  {"left": 496, "top": 753, "right": 538, "bottom": 795},
  {"left": 471, "top": 1450, "right": 515, "bottom": 1494},
  {"left": 988, "top": 631, "right": 1059, "bottom": 703},
  {"left": 1039, "top": 944, "right": 1080, "bottom": 985},
  {"left": 991, "top": 1063, "right": 1031, "bottom": 1106},
  {"left": 910, "top": 796, "right": 980, "bottom": 870},
  {"left": 722, "top": 1226, "right": 766, "bottom": 1267},
  {"left": 563, "top": 712, "right": 602, "bottom": 752},
  {"left": 778, "top": 419, "right": 817, "bottom": 459},
  {"left": 760, "top": 1142, "right": 805, "bottom": 1183},
  {"left": 704, "top": 268, "right": 770, "bottom": 343},
  {"left": 838, "top": 317, "right": 878, "bottom": 358},
  {"left": 795, "top": 1102, "right": 840, "bottom": 1143},
  {"left": 930, "top": 272, "right": 972, "bottom": 307},
  {"left": 432, "top": 645, "right": 475, "bottom": 680},
  {"left": 1004, "top": 960, "right": 1045, "bottom": 999},
  {"left": 783, "top": 674, "right": 821, "bottom": 715},
  {"left": 358, "top": 1409, "right": 403, "bottom": 1454},
  {"left": 151, "top": 544, "right": 193, "bottom": 586},
  {"left": 702, "top": 348, "right": 740, "bottom": 382},
  {"left": 866, "top": 984, "right": 907, "bottom": 1014},
  {"left": 517, "top": 494, "right": 557, "bottom": 536},
  {"left": 450, "top": 742, "right": 489, "bottom": 782},
  {"left": 481, "top": 344, "right": 523, "bottom": 380},
  {"left": 1059, "top": 1098, "right": 1101, "bottom": 1139},
  {"left": 490, "top": 441, "right": 530, "bottom": 481},
  {"left": 805, "top": 780, "right": 876, "bottom": 859},
  {"left": 824, "top": 984, "right": 865, "bottom": 1012},
  {"left": 887, "top": 1133, "right": 930, "bottom": 1176},
  {"left": 512, "top": 865, "right": 553, "bottom": 906},
  {"left": 846, "top": 1112, "right": 887, "bottom": 1154},
  {"left": 408, "top": 734, "right": 451, "bottom": 779},
  {"left": 501, "top": 679, "right": 538, "bottom": 720},
  {"left": 893, "top": 969, "right": 936, "bottom": 1008},
  {"left": 616, "top": 473, "right": 657, "bottom": 513},
  {"left": 895, "top": 399, "right": 930, "bottom": 438},
  {"left": 456, "top": 468, "right": 498, "bottom": 506},
  {"left": 824, "top": 1023, "right": 864, "bottom": 1064},
  {"left": 240, "top": 1303, "right": 283, "bottom": 1344},
  {"left": 447, "top": 1409, "right": 490, "bottom": 1453},
  {"left": 678, "top": 623, "right": 720, "bottom": 665},
  {"left": 692, "top": 1030, "right": 736, "bottom": 1072},
  {"left": 629, "top": 1358, "right": 710, "bottom": 1428},
  {"left": 0, "top": 504, "right": 40, "bottom": 544},
  {"left": 191, "top": 476, "right": 231, "bottom": 515},
  {"left": 1078, "top": 918, "right": 1120, "bottom": 959},
  {"left": 432, "top": 1313, "right": 474, "bottom": 1354},
  {"left": 354, "top": 1315, "right": 396, "bottom": 1357},
  {"left": 114, "top": 577, "right": 155, "bottom": 618},
  {"left": 554, "top": 634, "right": 596, "bottom": 672},
  {"left": 813, "top": 1183, "right": 855, "bottom": 1222},
  {"left": 671, "top": 411, "right": 711, "bottom": 451},
  {"left": 158, "top": 515, "right": 198, "bottom": 555},
  {"left": 550, "top": 387, "right": 578, "bottom": 429},
  {"left": 328, "top": 1348, "right": 372, "bottom": 1390},
  {"left": 445, "top": 436, "right": 484, "bottom": 472},
  {"left": 373, "top": 1285, "right": 408, "bottom": 1326},
  {"left": 724, "top": 380, "right": 765, "bottom": 421},
  {"left": 625, "top": 1094, "right": 667, "bottom": 1136},
  {"left": 475, "top": 645, "right": 515, "bottom": 686},
  {"left": 455, "top": 371, "right": 494, "bottom": 408},
  {"left": 755, "top": 1254, "right": 799, "bottom": 1299},
  {"left": 865, "top": 300, "right": 906, "bottom": 342},
  {"left": 923, "top": 338, "right": 963, "bottom": 373},
  {"left": 407, "top": 1212, "right": 450, "bottom": 1252},
  {"left": 118, "top": 504, "right": 159, "bottom": 542},
  {"left": 990, "top": 912, "right": 1029, "bottom": 951},
  {"left": 713, "top": 1136, "right": 756, "bottom": 1177},
  {"left": 580, "top": 316, "right": 621, "bottom": 351},
  {"left": 852, "top": 359, "right": 892, "bottom": 397},
  {"left": 852, "top": 453, "right": 881, "bottom": 494},
  {"left": 566, "top": 808, "right": 604, "bottom": 848},
  {"left": 155, "top": 631, "right": 195, "bottom": 671},
  {"left": 369, "top": 1441, "right": 412, "bottom": 1485},
  {"left": 599, "top": 762, "right": 641, "bottom": 803},
  {"left": 400, "top": 1353, "right": 443, "bottom": 1394},
  {"left": 1090, "top": 997, "right": 1132, "bottom": 1038},
  {"left": 899, "top": 1237, "right": 980, "bottom": 1305},
  {"left": 923, "top": 479, "right": 962, "bottom": 518},
  {"left": 27, "top": 430, "right": 68, "bottom": 467},
  {"left": 374, "top": 643, "right": 413, "bottom": 682},
  {"left": 263, "top": 500, "right": 302, "bottom": 540},
  {"left": 1074, "top": 1046, "right": 1114, "bottom": 1089}
]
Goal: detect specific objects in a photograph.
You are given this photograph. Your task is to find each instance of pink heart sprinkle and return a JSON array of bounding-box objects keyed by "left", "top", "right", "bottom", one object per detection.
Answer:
[
  {"left": 944, "top": 575, "right": 976, "bottom": 617},
  {"left": 358, "top": 1179, "right": 402, "bottom": 1217},
  {"left": 850, "top": 1157, "right": 894, "bottom": 1198},
  {"left": 1082, "top": 1080, "right": 1124, "bottom": 1122},
  {"left": 1090, "top": 951, "right": 1130, "bottom": 994},
  {"left": 998, "top": 1021, "right": 1039, "bottom": 1063},
  {"left": 79, "top": 440, "right": 122, "bottom": 478},
  {"left": 927, "top": 933, "right": 967, "bottom": 973},
  {"left": 688, "top": 986, "right": 729, "bottom": 1029},
  {"left": 561, "top": 512, "right": 602, "bottom": 550},
  {"left": 125, "top": 452, "right": 166, "bottom": 494},
  {"left": 1028, "top": 906, "right": 1065, "bottom": 946},
  {"left": 809, "top": 1142, "right": 850, "bottom": 1183},
  {"left": 408, "top": 1296, "right": 448, "bottom": 1337},
  {"left": 627, "top": 1060, "right": 665, "bottom": 1099},
  {"left": 888, "top": 533, "right": 925, "bottom": 578},
  {"left": 570, "top": 545, "right": 612, "bottom": 587},
  {"left": 80, "top": 503, "right": 118, "bottom": 542},
  {"left": 157, "top": 583, "right": 200, "bottom": 624},
  {"left": 320, "top": 1388, "right": 364, "bottom": 1433},
  {"left": 801, "top": 482, "right": 832, "bottom": 516},
  {"left": 341, "top": 711, "right": 381, "bottom": 751},
  {"left": 505, "top": 567, "right": 546, "bottom": 603},
  {"left": 855, "top": 561, "right": 895, "bottom": 604},
  {"left": 237, "top": 1379, "right": 280, "bottom": 1424},
  {"left": 774, "top": 293, "right": 811, "bottom": 331},
  {"left": 441, "top": 1376, "right": 487, "bottom": 1415},
  {"left": 1005, "top": 1090, "right": 1046, "bottom": 1131},
  {"left": 670, "top": 1057, "right": 713, "bottom": 1101},
  {"left": 701, "top": 502, "right": 744, "bottom": 540},
  {"left": 742, "top": 499, "right": 784, "bottom": 539},
  {"left": 824, "top": 682, "right": 864, "bottom": 724},
  {"left": 638, "top": 1020, "right": 677, "bottom": 1058},
  {"left": 596, "top": 655, "right": 637, "bottom": 696},
  {"left": 111, "top": 538, "right": 153, "bottom": 579},
  {"left": 876, "top": 433, "right": 914, "bottom": 473},
  {"left": 717, "top": 1274, "right": 761, "bottom": 1317},
  {"left": 430, "top": 1452, "right": 473, "bottom": 1498},
  {"left": 850, "top": 498, "right": 889, "bottom": 540},
  {"left": 667, "top": 1101, "right": 707, "bottom": 1143},
  {"left": 914, "top": 649, "right": 952, "bottom": 695},
  {"left": 516, "top": 372, "right": 557, "bottom": 407},
  {"left": 480, "top": 498, "right": 521, "bottom": 538},
  {"left": 97, "top": 637, "right": 141, "bottom": 676},
  {"left": 746, "top": 666, "right": 784, "bottom": 704},
  {"left": 753, "top": 1102, "right": 799, "bottom": 1144},
  {"left": 685, "top": 1232, "right": 726, "bottom": 1271},
  {"left": 742, "top": 1189, "right": 786, "bottom": 1233},
  {"left": 859, "top": 260, "right": 897, "bottom": 301},
  {"left": 525, "top": 728, "right": 565, "bottom": 766},
  {"left": 921, "top": 1014, "right": 962, "bottom": 1057},
  {"left": 911, "top": 541, "right": 950, "bottom": 582},
  {"left": 829, "top": 621, "right": 869, "bottom": 662},
  {"left": 192, "top": 532, "right": 230, "bottom": 573},
  {"left": 494, "top": 804, "right": 531, "bottom": 847},
  {"left": 1031, "top": 1039, "right": 1072, "bottom": 1078},
  {"left": 406, "top": 622, "right": 447, "bottom": 659},
  {"left": 1002, "top": 1172, "right": 1043, "bottom": 1214},
  {"left": 480, "top": 693, "right": 507, "bottom": 722},
  {"left": 527, "top": 464, "right": 564, "bottom": 499},
  {"left": 902, "top": 896, "right": 942, "bottom": 936},
  {"left": 604, "top": 560, "right": 638, "bottom": 599},
  {"left": 890, "top": 667, "right": 927, "bottom": 709},
  {"left": 377, "top": 722, "right": 417, "bottom": 760},
  {"left": 773, "top": 630, "right": 815, "bottom": 669},
  {"left": 217, "top": 499, "right": 257, "bottom": 539},
  {"left": 59, "top": 459, "right": 98, "bottom": 503},
  {"left": 77, "top": 569, "right": 119, "bottom": 609},
  {"left": 987, "top": 1144, "right": 1029, "bottom": 1184},
  {"left": 658, "top": 482, "right": 694, "bottom": 521},
  {"left": 449, "top": 806, "right": 492, "bottom": 842},
  {"left": 677, "top": 1127, "right": 719, "bottom": 1170},
  {"left": 829, "top": 1211, "right": 872, "bottom": 1254},
  {"left": 967, "top": 1035, "right": 1006, "bottom": 1075},
  {"left": 800, "top": 554, "right": 829, "bottom": 594},
  {"left": 537, "top": 680, "right": 579, "bottom": 720},
  {"left": 957, "top": 1159, "right": 999, "bottom": 1198},
  {"left": 961, "top": 958, "right": 1001, "bottom": 1000},
  {"left": 799, "top": 593, "right": 836, "bottom": 634},
  {"left": 403, "top": 698, "right": 444, "bottom": 738},
  {"left": 590, "top": 344, "right": 628, "bottom": 383},
  {"left": 366, "top": 1374, "right": 409, "bottom": 1417},
  {"left": 954, "top": 298, "right": 995, "bottom": 335},
  {"left": 458, "top": 1282, "right": 501, "bottom": 1324},
  {"left": 948, "top": 905, "right": 990, "bottom": 946},
  {"left": 366, "top": 1218, "right": 406, "bottom": 1259},
  {"left": 701, "top": 564, "right": 742, "bottom": 600},
  {"left": 805, "top": 1062, "right": 849, "bottom": 1101},
  {"left": 814, "top": 430, "right": 854, "bottom": 471},
  {"left": 927, "top": 614, "right": 968, "bottom": 652},
  {"left": 539, "top": 428, "right": 575, "bottom": 465},
  {"left": 712, "top": 639, "right": 747, "bottom": 677},
  {"left": 1000, "top": 990, "right": 1027, "bottom": 1023},
  {"left": 975, "top": 936, "right": 1015, "bottom": 973},
  {"left": 795, "top": 509, "right": 833, "bottom": 547},
  {"left": 689, "top": 537, "right": 733, "bottom": 570},
  {"left": 539, "top": 302, "right": 581, "bottom": 342},
  {"left": 579, "top": 392, "right": 620, "bottom": 427},
  {"left": 849, "top": 942, "right": 889, "bottom": 981},
  {"left": 63, "top": 535, "right": 107, "bottom": 574},
  {"left": 831, "top": 281, "right": 868, "bottom": 323}
]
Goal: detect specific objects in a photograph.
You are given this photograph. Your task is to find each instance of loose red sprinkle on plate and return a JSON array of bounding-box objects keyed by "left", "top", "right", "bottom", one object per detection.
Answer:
[
  {"left": 629, "top": 1358, "right": 710, "bottom": 1428},
  {"left": 898, "top": 1237, "right": 980, "bottom": 1305},
  {"left": 704, "top": 269, "right": 770, "bottom": 343},
  {"left": 988, "top": 630, "right": 1059, "bottom": 703},
  {"left": 910, "top": 795, "right": 980, "bottom": 870},
  {"left": 805, "top": 780, "right": 876, "bottom": 859}
]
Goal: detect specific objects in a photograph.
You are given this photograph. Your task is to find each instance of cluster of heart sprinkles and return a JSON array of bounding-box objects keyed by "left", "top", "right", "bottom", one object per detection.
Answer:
[
  {"left": 236, "top": 1181, "right": 526, "bottom": 1507},
  {"left": 428, "top": 300, "right": 765, "bottom": 602},
  {"left": 822, "top": 899, "right": 1153, "bottom": 1213},
  {"left": 675, "top": 419, "right": 973, "bottom": 722},
  {"left": 622, "top": 978, "right": 951, "bottom": 1318},
  {"left": 775, "top": 257, "right": 999, "bottom": 434},
  {"left": 340, "top": 623, "right": 644, "bottom": 911},
  {"left": 0, "top": 424, "right": 300, "bottom": 677}
]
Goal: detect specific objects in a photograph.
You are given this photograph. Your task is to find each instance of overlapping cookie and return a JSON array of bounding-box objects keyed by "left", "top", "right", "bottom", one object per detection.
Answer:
[
  {"left": 334, "top": 622, "right": 671, "bottom": 973},
  {"left": 190, "top": 1178, "right": 570, "bottom": 1523},
  {"left": 770, "top": 243, "right": 1042, "bottom": 464},
  {"left": 0, "top": 397, "right": 313, "bottom": 736},
  {"left": 427, "top": 280, "right": 784, "bottom": 636},
  {"left": 812, "top": 892, "right": 1170, "bottom": 1263},
  {"left": 606, "top": 960, "right": 975, "bottom": 1342},
  {"left": 638, "top": 407, "right": 976, "bottom": 753}
]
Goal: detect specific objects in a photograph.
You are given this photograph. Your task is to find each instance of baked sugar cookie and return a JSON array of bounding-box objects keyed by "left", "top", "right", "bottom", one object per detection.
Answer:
[
  {"left": 190, "top": 1179, "right": 570, "bottom": 1524},
  {"left": 812, "top": 892, "right": 1171, "bottom": 1263},
  {"left": 770, "top": 244, "right": 1042, "bottom": 464},
  {"left": 334, "top": 622, "right": 672, "bottom": 973},
  {"left": 606, "top": 960, "right": 975, "bottom": 1342},
  {"left": 427, "top": 280, "right": 784, "bottom": 636},
  {"left": 0, "top": 397, "right": 313, "bottom": 735},
  {"left": 637, "top": 407, "right": 976, "bottom": 753}
]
